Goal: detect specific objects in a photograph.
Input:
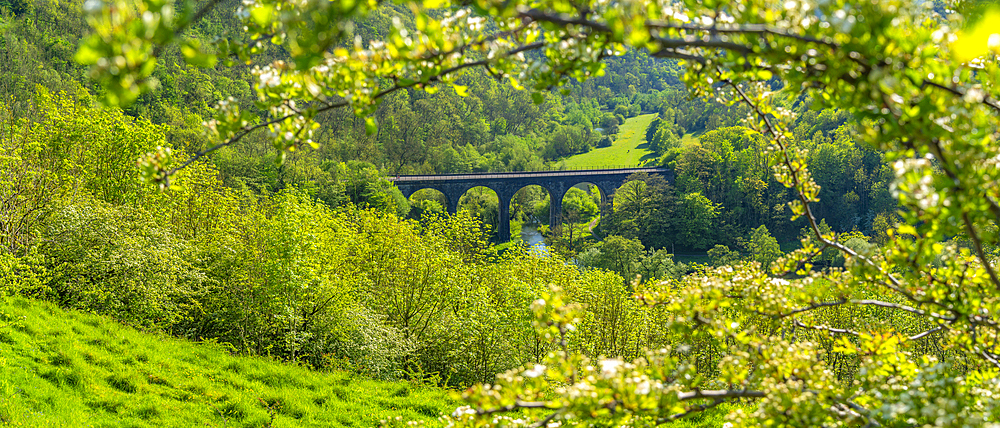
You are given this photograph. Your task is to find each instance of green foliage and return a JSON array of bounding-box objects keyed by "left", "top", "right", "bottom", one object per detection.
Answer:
[
  {"left": 3, "top": 91, "right": 647, "bottom": 391},
  {"left": 407, "top": 198, "right": 445, "bottom": 221},
  {"left": 645, "top": 115, "right": 681, "bottom": 156},
  {"left": 798, "top": 218, "right": 838, "bottom": 265},
  {"left": 458, "top": 187, "right": 499, "bottom": 238},
  {"left": 576, "top": 235, "right": 644, "bottom": 282},
  {"left": 1, "top": 87, "right": 164, "bottom": 212},
  {"left": 37, "top": 197, "right": 203, "bottom": 329},
  {"left": 577, "top": 237, "right": 686, "bottom": 285},
  {"left": 0, "top": 250, "right": 46, "bottom": 296},
  {"left": 566, "top": 270, "right": 646, "bottom": 358},
  {"left": 634, "top": 249, "right": 687, "bottom": 283},
  {"left": 743, "top": 225, "right": 783, "bottom": 270},
  {"left": 869, "top": 212, "right": 896, "bottom": 246},
  {"left": 604, "top": 172, "right": 675, "bottom": 249},
  {"left": 707, "top": 244, "right": 739, "bottom": 267},
  {"left": 9, "top": 0, "right": 1000, "bottom": 425},
  {"left": 351, "top": 1, "right": 1000, "bottom": 427},
  {"left": 543, "top": 125, "right": 592, "bottom": 159},
  {"left": 676, "top": 192, "right": 719, "bottom": 251},
  {"left": 0, "top": 0, "right": 28, "bottom": 16}
]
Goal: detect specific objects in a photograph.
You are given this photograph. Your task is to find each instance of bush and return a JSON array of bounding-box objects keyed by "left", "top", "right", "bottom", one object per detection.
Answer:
[
  {"left": 37, "top": 199, "right": 203, "bottom": 329},
  {"left": 0, "top": 250, "right": 46, "bottom": 297},
  {"left": 326, "top": 307, "right": 415, "bottom": 380},
  {"left": 707, "top": 244, "right": 739, "bottom": 266}
]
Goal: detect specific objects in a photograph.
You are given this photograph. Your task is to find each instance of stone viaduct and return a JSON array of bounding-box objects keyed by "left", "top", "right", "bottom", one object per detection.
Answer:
[{"left": 390, "top": 167, "right": 673, "bottom": 242}]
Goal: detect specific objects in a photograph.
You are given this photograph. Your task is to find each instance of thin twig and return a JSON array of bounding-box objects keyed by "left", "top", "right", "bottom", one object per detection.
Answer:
[
  {"left": 644, "top": 21, "right": 839, "bottom": 48},
  {"left": 923, "top": 137, "right": 1000, "bottom": 291},
  {"left": 793, "top": 319, "right": 860, "bottom": 336},
  {"left": 850, "top": 299, "right": 954, "bottom": 321},
  {"left": 151, "top": 0, "right": 227, "bottom": 58},
  {"left": 475, "top": 400, "right": 552, "bottom": 415},
  {"left": 922, "top": 79, "right": 1000, "bottom": 114},
  {"left": 961, "top": 211, "right": 1000, "bottom": 290},
  {"left": 677, "top": 389, "right": 766, "bottom": 400},
  {"left": 760, "top": 298, "right": 849, "bottom": 319},
  {"left": 647, "top": 34, "right": 753, "bottom": 54},
  {"left": 517, "top": 8, "right": 614, "bottom": 33},
  {"left": 529, "top": 411, "right": 559, "bottom": 428},
  {"left": 723, "top": 79, "right": 908, "bottom": 298},
  {"left": 163, "top": 40, "right": 545, "bottom": 182},
  {"left": 907, "top": 326, "right": 943, "bottom": 341},
  {"left": 658, "top": 399, "right": 724, "bottom": 423},
  {"left": 842, "top": 400, "right": 881, "bottom": 427}
]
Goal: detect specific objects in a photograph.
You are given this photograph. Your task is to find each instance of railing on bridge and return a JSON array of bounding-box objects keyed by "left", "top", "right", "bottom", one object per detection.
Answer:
[{"left": 542, "top": 163, "right": 660, "bottom": 171}]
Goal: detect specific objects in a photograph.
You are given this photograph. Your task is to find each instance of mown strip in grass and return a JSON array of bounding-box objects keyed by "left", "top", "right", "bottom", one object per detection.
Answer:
[
  {"left": 0, "top": 296, "right": 456, "bottom": 427},
  {"left": 562, "top": 113, "right": 659, "bottom": 169}
]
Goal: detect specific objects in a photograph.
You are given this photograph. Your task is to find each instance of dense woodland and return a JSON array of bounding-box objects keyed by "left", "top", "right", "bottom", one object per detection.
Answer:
[
  {"left": 1, "top": 0, "right": 907, "bottom": 376},
  {"left": 0, "top": 0, "right": 898, "bottom": 254},
  {"left": 3, "top": 0, "right": 1000, "bottom": 426}
]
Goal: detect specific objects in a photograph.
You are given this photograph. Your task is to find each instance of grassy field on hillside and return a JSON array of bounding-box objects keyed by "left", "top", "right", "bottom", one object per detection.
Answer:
[
  {"left": 562, "top": 113, "right": 658, "bottom": 169},
  {"left": 0, "top": 295, "right": 739, "bottom": 428},
  {"left": 0, "top": 296, "right": 456, "bottom": 427},
  {"left": 679, "top": 132, "right": 698, "bottom": 147}
]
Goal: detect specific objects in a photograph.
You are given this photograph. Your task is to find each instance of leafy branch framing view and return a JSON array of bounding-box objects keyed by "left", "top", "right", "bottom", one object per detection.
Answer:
[{"left": 2, "top": 0, "right": 999, "bottom": 426}]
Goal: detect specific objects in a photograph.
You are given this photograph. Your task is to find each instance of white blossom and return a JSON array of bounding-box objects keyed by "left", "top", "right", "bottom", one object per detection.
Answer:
[
  {"left": 524, "top": 364, "right": 546, "bottom": 378},
  {"left": 451, "top": 406, "right": 475, "bottom": 418},
  {"left": 634, "top": 380, "right": 651, "bottom": 395},
  {"left": 257, "top": 68, "right": 281, "bottom": 90},
  {"left": 964, "top": 87, "right": 986, "bottom": 103},
  {"left": 83, "top": 0, "right": 103, "bottom": 14},
  {"left": 599, "top": 359, "right": 624, "bottom": 378}
]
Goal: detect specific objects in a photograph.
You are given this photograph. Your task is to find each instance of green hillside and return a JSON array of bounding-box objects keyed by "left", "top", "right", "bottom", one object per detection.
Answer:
[
  {"left": 562, "top": 113, "right": 659, "bottom": 169},
  {"left": 0, "top": 296, "right": 456, "bottom": 427}
]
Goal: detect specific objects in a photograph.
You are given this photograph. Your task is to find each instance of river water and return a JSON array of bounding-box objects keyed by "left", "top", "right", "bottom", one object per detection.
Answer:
[{"left": 520, "top": 223, "right": 549, "bottom": 256}]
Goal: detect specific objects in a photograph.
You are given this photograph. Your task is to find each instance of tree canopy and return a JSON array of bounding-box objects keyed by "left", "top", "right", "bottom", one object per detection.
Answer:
[{"left": 68, "top": 0, "right": 1000, "bottom": 426}]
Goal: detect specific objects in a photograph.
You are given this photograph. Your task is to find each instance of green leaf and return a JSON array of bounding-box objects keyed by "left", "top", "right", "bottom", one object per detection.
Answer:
[
  {"left": 181, "top": 40, "right": 217, "bottom": 68},
  {"left": 249, "top": 5, "right": 274, "bottom": 27},
  {"left": 75, "top": 43, "right": 103, "bottom": 65}
]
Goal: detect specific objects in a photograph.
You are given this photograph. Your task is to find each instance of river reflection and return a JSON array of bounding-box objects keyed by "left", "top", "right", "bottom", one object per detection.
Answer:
[{"left": 519, "top": 223, "right": 549, "bottom": 256}]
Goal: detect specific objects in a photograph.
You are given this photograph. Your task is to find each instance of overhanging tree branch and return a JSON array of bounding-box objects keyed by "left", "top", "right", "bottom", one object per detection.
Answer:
[
  {"left": 658, "top": 398, "right": 724, "bottom": 423},
  {"left": 151, "top": 0, "right": 228, "bottom": 58},
  {"left": 644, "top": 21, "right": 839, "bottom": 48},
  {"left": 162, "top": 40, "right": 547, "bottom": 185}
]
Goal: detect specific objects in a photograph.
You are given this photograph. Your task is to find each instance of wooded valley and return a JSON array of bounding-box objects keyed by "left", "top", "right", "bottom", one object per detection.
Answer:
[{"left": 2, "top": 0, "right": 1000, "bottom": 426}]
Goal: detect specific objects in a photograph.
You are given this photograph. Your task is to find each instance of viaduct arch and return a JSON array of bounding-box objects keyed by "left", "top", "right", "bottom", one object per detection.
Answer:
[{"left": 390, "top": 168, "right": 673, "bottom": 242}]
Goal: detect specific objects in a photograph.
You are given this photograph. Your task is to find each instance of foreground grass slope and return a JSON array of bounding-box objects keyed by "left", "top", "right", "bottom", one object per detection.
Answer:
[
  {"left": 0, "top": 296, "right": 455, "bottom": 427},
  {"left": 562, "top": 113, "right": 658, "bottom": 169}
]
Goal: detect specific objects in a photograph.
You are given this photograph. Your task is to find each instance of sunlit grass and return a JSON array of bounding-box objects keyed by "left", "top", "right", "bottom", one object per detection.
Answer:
[
  {"left": 0, "top": 294, "right": 734, "bottom": 428},
  {"left": 0, "top": 296, "right": 456, "bottom": 427},
  {"left": 678, "top": 132, "right": 698, "bottom": 147},
  {"left": 562, "top": 113, "right": 659, "bottom": 169}
]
